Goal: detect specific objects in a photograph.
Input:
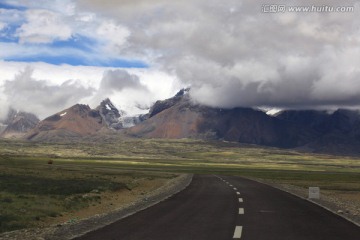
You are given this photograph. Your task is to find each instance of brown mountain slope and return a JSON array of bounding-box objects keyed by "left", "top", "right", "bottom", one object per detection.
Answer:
[
  {"left": 127, "top": 92, "right": 317, "bottom": 148},
  {"left": 26, "top": 104, "right": 105, "bottom": 141},
  {"left": 129, "top": 100, "right": 204, "bottom": 139}
]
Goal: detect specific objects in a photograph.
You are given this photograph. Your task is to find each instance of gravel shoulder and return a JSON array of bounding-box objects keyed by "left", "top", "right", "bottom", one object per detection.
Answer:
[{"left": 0, "top": 174, "right": 193, "bottom": 240}]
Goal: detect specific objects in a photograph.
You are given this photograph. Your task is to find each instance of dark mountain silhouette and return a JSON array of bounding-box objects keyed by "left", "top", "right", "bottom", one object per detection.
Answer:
[
  {"left": 127, "top": 90, "right": 317, "bottom": 148},
  {"left": 96, "top": 98, "right": 125, "bottom": 130},
  {"left": 126, "top": 89, "right": 360, "bottom": 154},
  {"left": 277, "top": 109, "right": 360, "bottom": 154}
]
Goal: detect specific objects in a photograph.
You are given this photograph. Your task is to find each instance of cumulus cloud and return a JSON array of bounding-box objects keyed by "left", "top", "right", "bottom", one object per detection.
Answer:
[
  {"left": 2, "top": 67, "right": 94, "bottom": 119},
  {"left": 77, "top": 0, "right": 360, "bottom": 110},
  {"left": 16, "top": 9, "right": 73, "bottom": 44},
  {"left": 100, "top": 69, "right": 147, "bottom": 92},
  {"left": 95, "top": 21, "right": 130, "bottom": 55},
  {"left": 0, "top": 61, "right": 181, "bottom": 118},
  {"left": 2, "top": 0, "right": 360, "bottom": 115},
  {"left": 92, "top": 69, "right": 150, "bottom": 115},
  {"left": 0, "top": 8, "right": 25, "bottom": 25},
  {"left": 85, "top": 68, "right": 181, "bottom": 116},
  {"left": 0, "top": 86, "right": 9, "bottom": 121},
  {"left": 1, "top": 2, "right": 132, "bottom": 65}
]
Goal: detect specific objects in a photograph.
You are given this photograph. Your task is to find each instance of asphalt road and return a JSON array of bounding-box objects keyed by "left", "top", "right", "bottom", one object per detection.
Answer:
[{"left": 75, "top": 175, "right": 360, "bottom": 240}]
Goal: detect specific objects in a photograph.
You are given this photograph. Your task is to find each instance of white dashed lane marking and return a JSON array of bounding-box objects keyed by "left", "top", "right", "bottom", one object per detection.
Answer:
[
  {"left": 219, "top": 178, "right": 244, "bottom": 239},
  {"left": 233, "top": 226, "right": 243, "bottom": 239},
  {"left": 238, "top": 208, "right": 244, "bottom": 214}
]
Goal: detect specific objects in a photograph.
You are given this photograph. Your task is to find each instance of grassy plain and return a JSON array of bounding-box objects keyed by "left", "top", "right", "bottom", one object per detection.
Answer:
[{"left": 1, "top": 137, "right": 360, "bottom": 232}]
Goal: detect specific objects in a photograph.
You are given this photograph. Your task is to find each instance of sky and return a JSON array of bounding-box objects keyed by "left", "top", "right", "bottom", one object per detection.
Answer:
[{"left": 0, "top": 0, "right": 359, "bottom": 120}]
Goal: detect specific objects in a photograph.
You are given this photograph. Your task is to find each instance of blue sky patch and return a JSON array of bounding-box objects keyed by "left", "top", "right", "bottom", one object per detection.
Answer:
[
  {"left": 0, "top": 4, "right": 149, "bottom": 69},
  {"left": 0, "top": 3, "right": 26, "bottom": 11},
  {"left": 4, "top": 55, "right": 149, "bottom": 68},
  {"left": 0, "top": 31, "right": 148, "bottom": 68},
  {"left": 0, "top": 24, "right": 20, "bottom": 42},
  {"left": 49, "top": 35, "right": 97, "bottom": 52},
  {"left": 100, "top": 59, "right": 149, "bottom": 68}
]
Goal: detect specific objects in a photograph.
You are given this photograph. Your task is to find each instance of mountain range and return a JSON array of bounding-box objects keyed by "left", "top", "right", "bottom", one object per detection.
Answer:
[
  {"left": 127, "top": 90, "right": 315, "bottom": 148},
  {"left": 25, "top": 98, "right": 132, "bottom": 141},
  {"left": 2, "top": 89, "right": 360, "bottom": 155},
  {"left": 0, "top": 108, "right": 39, "bottom": 138}
]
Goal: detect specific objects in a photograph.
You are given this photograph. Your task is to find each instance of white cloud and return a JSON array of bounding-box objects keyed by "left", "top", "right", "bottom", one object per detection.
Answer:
[
  {"left": 96, "top": 21, "right": 130, "bottom": 54},
  {"left": 76, "top": 0, "right": 360, "bottom": 110},
  {"left": 1, "top": 0, "right": 360, "bottom": 115},
  {"left": 0, "top": 83, "right": 9, "bottom": 121},
  {"left": 0, "top": 3, "right": 133, "bottom": 64},
  {"left": 17, "top": 9, "right": 72, "bottom": 44},
  {"left": 95, "top": 69, "right": 182, "bottom": 115},
  {"left": 2, "top": 66, "right": 94, "bottom": 119},
  {"left": 75, "top": 12, "right": 95, "bottom": 22},
  {"left": 0, "top": 61, "right": 181, "bottom": 118},
  {"left": 0, "top": 61, "right": 105, "bottom": 87},
  {"left": 0, "top": 22, "right": 6, "bottom": 31},
  {"left": 0, "top": 8, "right": 25, "bottom": 25}
]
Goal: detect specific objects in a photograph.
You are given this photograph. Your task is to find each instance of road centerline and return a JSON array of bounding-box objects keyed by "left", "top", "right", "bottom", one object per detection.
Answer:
[
  {"left": 233, "top": 226, "right": 243, "bottom": 239},
  {"left": 239, "top": 208, "right": 244, "bottom": 214}
]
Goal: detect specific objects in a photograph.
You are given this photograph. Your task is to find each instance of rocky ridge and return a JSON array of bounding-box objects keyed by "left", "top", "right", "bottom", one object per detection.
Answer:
[{"left": 0, "top": 108, "right": 39, "bottom": 138}]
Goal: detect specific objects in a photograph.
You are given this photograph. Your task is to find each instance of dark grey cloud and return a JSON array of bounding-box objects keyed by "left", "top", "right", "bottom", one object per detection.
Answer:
[
  {"left": 3, "top": 67, "right": 94, "bottom": 119},
  {"left": 77, "top": 0, "right": 360, "bottom": 110},
  {"left": 100, "top": 69, "right": 147, "bottom": 92}
]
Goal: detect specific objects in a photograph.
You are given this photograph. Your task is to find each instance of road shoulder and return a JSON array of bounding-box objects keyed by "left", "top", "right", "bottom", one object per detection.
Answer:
[{"left": 246, "top": 177, "right": 360, "bottom": 227}]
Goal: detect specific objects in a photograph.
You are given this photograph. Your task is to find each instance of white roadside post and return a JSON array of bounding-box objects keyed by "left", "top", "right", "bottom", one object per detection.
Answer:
[{"left": 308, "top": 187, "right": 320, "bottom": 199}]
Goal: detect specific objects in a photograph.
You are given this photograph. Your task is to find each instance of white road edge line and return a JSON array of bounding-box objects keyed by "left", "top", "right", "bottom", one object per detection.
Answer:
[
  {"left": 239, "top": 208, "right": 244, "bottom": 214},
  {"left": 239, "top": 198, "right": 243, "bottom": 203},
  {"left": 233, "top": 226, "right": 243, "bottom": 239}
]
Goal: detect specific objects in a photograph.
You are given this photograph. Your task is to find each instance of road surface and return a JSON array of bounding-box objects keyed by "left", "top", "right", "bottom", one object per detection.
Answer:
[{"left": 75, "top": 175, "right": 360, "bottom": 240}]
